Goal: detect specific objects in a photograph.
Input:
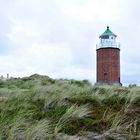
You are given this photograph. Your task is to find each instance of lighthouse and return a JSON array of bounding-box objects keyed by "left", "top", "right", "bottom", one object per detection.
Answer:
[{"left": 96, "top": 26, "right": 121, "bottom": 85}]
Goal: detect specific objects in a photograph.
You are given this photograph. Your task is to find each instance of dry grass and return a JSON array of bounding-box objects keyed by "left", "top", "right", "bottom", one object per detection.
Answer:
[{"left": 0, "top": 74, "right": 139, "bottom": 139}]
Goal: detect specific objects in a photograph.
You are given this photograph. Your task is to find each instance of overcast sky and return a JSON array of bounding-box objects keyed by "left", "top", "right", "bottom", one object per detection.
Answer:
[{"left": 0, "top": 0, "right": 140, "bottom": 85}]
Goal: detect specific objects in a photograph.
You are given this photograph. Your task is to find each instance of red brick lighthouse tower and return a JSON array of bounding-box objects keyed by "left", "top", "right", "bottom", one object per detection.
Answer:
[{"left": 96, "top": 26, "right": 121, "bottom": 85}]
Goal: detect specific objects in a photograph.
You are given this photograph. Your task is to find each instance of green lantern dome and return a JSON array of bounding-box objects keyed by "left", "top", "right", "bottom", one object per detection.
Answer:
[{"left": 99, "top": 26, "right": 117, "bottom": 38}]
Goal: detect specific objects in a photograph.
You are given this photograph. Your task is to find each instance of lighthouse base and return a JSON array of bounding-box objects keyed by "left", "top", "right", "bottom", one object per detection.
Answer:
[{"left": 95, "top": 81, "right": 122, "bottom": 86}]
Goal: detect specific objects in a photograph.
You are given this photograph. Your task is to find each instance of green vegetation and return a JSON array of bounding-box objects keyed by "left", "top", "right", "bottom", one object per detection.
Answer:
[{"left": 0, "top": 74, "right": 140, "bottom": 139}]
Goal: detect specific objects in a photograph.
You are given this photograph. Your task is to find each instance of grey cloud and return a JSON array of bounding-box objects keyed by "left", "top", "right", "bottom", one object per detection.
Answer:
[{"left": 0, "top": 0, "right": 140, "bottom": 84}]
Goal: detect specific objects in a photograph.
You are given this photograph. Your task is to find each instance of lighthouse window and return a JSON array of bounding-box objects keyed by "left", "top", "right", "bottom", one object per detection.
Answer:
[
  {"left": 111, "top": 37, "right": 113, "bottom": 39},
  {"left": 102, "top": 35, "right": 109, "bottom": 39}
]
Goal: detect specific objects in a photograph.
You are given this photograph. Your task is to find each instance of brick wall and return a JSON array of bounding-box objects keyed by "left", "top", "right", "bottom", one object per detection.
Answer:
[{"left": 96, "top": 48, "right": 120, "bottom": 84}]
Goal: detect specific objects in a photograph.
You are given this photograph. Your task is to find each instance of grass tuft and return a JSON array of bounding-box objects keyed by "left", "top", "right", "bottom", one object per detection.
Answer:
[{"left": 0, "top": 74, "right": 139, "bottom": 139}]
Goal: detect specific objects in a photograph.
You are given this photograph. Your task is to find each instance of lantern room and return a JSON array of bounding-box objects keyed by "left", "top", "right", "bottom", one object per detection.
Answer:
[{"left": 96, "top": 26, "right": 120, "bottom": 49}]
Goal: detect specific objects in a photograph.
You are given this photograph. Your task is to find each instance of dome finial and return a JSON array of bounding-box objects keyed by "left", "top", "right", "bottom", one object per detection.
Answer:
[{"left": 107, "top": 26, "right": 109, "bottom": 30}]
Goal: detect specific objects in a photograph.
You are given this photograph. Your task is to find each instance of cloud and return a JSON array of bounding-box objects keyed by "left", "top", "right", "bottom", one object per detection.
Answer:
[{"left": 0, "top": 0, "right": 140, "bottom": 84}]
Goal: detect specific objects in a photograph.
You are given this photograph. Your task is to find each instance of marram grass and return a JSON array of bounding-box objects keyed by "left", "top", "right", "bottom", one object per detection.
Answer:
[{"left": 0, "top": 74, "right": 140, "bottom": 139}]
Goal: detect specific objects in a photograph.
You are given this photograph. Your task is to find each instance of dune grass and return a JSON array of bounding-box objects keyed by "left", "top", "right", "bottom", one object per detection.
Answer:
[{"left": 0, "top": 74, "right": 140, "bottom": 139}]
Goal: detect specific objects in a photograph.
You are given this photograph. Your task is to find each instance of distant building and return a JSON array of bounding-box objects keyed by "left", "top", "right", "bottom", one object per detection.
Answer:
[
  {"left": 96, "top": 26, "right": 121, "bottom": 85},
  {"left": 0, "top": 74, "right": 10, "bottom": 80}
]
